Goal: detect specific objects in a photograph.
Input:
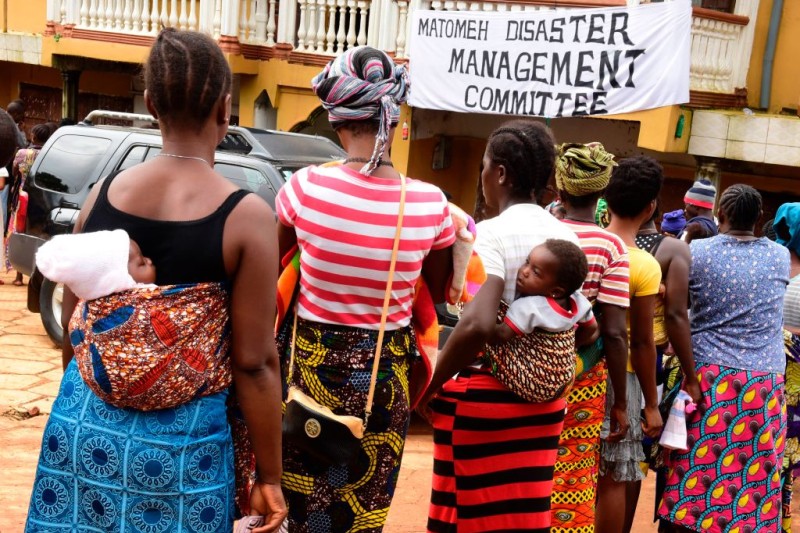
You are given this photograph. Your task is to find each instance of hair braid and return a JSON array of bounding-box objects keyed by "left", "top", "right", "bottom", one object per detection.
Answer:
[
  {"left": 718, "top": 184, "right": 762, "bottom": 231},
  {"left": 486, "top": 120, "right": 555, "bottom": 199},
  {"left": 145, "top": 28, "right": 232, "bottom": 132}
]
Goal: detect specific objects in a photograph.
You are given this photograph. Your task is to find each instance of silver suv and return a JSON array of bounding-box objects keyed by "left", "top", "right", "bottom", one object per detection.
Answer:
[{"left": 9, "top": 110, "right": 345, "bottom": 344}]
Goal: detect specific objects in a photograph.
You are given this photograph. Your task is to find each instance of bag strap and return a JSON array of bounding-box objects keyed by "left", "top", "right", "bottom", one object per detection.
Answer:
[
  {"left": 364, "top": 175, "right": 406, "bottom": 427},
  {"left": 287, "top": 175, "right": 407, "bottom": 430}
]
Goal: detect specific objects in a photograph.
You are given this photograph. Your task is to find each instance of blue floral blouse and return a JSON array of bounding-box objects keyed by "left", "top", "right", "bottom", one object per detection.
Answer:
[{"left": 689, "top": 235, "right": 790, "bottom": 374}]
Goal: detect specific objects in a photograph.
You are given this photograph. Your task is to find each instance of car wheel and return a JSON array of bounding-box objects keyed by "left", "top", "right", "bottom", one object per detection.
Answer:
[{"left": 40, "top": 278, "right": 64, "bottom": 347}]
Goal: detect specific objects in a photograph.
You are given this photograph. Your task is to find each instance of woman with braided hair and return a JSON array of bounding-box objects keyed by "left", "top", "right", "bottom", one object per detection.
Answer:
[
  {"left": 421, "top": 120, "right": 580, "bottom": 532},
  {"left": 275, "top": 46, "right": 455, "bottom": 531},
  {"left": 549, "top": 142, "right": 630, "bottom": 533},
  {"left": 658, "top": 184, "right": 789, "bottom": 533},
  {"left": 25, "top": 29, "right": 287, "bottom": 532}
]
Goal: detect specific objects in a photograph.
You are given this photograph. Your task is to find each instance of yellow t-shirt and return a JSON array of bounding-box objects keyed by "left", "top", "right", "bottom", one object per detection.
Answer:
[{"left": 626, "top": 247, "right": 662, "bottom": 373}]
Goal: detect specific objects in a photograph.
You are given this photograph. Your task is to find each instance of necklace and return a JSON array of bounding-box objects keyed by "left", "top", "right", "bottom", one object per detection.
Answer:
[
  {"left": 344, "top": 157, "right": 393, "bottom": 167},
  {"left": 156, "top": 153, "right": 212, "bottom": 167}
]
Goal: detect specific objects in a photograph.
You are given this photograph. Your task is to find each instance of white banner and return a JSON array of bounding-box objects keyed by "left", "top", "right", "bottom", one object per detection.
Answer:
[{"left": 408, "top": 1, "right": 691, "bottom": 118}]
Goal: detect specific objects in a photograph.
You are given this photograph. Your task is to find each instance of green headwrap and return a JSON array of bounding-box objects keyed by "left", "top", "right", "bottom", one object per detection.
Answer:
[{"left": 555, "top": 142, "right": 617, "bottom": 197}]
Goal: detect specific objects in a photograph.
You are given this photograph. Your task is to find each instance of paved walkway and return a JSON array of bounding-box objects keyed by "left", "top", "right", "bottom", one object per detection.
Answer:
[{"left": 0, "top": 270, "right": 796, "bottom": 532}]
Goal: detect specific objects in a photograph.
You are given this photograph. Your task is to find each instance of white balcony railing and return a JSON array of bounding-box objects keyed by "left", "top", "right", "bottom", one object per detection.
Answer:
[
  {"left": 689, "top": 6, "right": 754, "bottom": 93},
  {"left": 47, "top": 0, "right": 761, "bottom": 96},
  {"left": 47, "top": 0, "right": 280, "bottom": 47}
]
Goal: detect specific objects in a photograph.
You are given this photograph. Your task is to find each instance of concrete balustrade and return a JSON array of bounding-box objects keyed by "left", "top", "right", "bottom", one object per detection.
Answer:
[{"left": 45, "top": 0, "right": 760, "bottom": 100}]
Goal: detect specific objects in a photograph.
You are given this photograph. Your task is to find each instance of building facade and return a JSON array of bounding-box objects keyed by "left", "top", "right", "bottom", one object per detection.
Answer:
[{"left": 0, "top": 0, "right": 797, "bottom": 218}]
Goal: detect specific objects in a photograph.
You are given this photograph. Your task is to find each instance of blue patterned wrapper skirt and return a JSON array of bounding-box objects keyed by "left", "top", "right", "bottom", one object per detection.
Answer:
[{"left": 25, "top": 359, "right": 235, "bottom": 532}]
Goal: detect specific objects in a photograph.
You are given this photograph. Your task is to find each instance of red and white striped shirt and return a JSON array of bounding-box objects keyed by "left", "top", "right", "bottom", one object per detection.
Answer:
[
  {"left": 276, "top": 165, "right": 455, "bottom": 330},
  {"left": 561, "top": 220, "right": 630, "bottom": 308}
]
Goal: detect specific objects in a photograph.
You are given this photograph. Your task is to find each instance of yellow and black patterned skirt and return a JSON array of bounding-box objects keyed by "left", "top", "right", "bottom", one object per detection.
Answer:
[{"left": 278, "top": 315, "right": 416, "bottom": 533}]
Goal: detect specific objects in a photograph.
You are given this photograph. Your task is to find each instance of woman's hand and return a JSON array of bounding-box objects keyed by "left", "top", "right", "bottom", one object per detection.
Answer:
[
  {"left": 641, "top": 405, "right": 663, "bottom": 439},
  {"left": 416, "top": 391, "right": 438, "bottom": 425},
  {"left": 684, "top": 377, "right": 704, "bottom": 414},
  {"left": 249, "top": 481, "right": 288, "bottom": 532},
  {"left": 605, "top": 403, "right": 630, "bottom": 443}
]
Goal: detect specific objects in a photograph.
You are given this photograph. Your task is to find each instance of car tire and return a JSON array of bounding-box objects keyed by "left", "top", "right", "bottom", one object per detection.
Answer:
[{"left": 40, "top": 278, "right": 64, "bottom": 347}]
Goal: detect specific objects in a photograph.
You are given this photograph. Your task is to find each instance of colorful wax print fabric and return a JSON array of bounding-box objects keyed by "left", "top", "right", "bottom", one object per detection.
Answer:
[
  {"left": 279, "top": 316, "right": 416, "bottom": 533},
  {"left": 658, "top": 363, "right": 786, "bottom": 533},
  {"left": 25, "top": 360, "right": 235, "bottom": 532}
]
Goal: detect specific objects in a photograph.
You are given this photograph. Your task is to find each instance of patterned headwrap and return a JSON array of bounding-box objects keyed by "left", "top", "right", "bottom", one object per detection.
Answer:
[
  {"left": 312, "top": 46, "right": 409, "bottom": 175},
  {"left": 555, "top": 142, "right": 617, "bottom": 197}
]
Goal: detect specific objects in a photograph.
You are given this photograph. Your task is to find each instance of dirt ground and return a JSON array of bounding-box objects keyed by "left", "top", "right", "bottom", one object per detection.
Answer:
[{"left": 0, "top": 269, "right": 797, "bottom": 532}]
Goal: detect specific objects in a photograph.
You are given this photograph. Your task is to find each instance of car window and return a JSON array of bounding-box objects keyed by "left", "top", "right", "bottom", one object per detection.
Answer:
[
  {"left": 33, "top": 135, "right": 112, "bottom": 194},
  {"left": 248, "top": 132, "right": 345, "bottom": 160},
  {"left": 274, "top": 165, "right": 301, "bottom": 180},
  {"left": 214, "top": 163, "right": 277, "bottom": 206},
  {"left": 144, "top": 147, "right": 162, "bottom": 160},
  {"left": 117, "top": 145, "right": 148, "bottom": 170}
]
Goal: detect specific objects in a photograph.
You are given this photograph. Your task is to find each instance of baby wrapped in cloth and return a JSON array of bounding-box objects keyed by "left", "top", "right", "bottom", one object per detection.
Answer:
[{"left": 36, "top": 229, "right": 232, "bottom": 411}]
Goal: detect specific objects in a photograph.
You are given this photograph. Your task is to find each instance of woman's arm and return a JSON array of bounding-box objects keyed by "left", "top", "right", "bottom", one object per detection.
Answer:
[
  {"left": 420, "top": 275, "right": 505, "bottom": 405},
  {"left": 227, "top": 198, "right": 287, "bottom": 531},
  {"left": 628, "top": 294, "right": 662, "bottom": 438},
  {"left": 595, "top": 303, "right": 630, "bottom": 442},
  {"left": 661, "top": 240, "right": 701, "bottom": 406},
  {"left": 421, "top": 247, "right": 454, "bottom": 305},
  {"left": 491, "top": 322, "right": 517, "bottom": 344},
  {"left": 276, "top": 220, "right": 297, "bottom": 266},
  {"left": 575, "top": 320, "right": 600, "bottom": 348},
  {"left": 60, "top": 287, "right": 78, "bottom": 370}
]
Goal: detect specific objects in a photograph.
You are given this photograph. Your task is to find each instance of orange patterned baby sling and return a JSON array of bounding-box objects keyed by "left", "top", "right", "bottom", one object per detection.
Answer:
[{"left": 69, "top": 282, "right": 232, "bottom": 411}]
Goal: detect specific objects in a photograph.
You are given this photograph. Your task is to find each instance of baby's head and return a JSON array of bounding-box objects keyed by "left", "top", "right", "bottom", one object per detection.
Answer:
[
  {"left": 516, "top": 239, "right": 588, "bottom": 299},
  {"left": 548, "top": 202, "right": 567, "bottom": 220},
  {"left": 128, "top": 239, "right": 156, "bottom": 284}
]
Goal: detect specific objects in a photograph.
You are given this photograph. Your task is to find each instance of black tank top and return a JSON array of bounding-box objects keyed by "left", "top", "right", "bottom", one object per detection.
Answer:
[
  {"left": 635, "top": 232, "right": 667, "bottom": 256},
  {"left": 83, "top": 173, "right": 250, "bottom": 285}
]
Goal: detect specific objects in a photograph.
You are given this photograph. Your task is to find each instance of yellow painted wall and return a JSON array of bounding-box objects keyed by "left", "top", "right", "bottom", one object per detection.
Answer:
[
  {"left": 238, "top": 74, "right": 257, "bottom": 128},
  {"left": 274, "top": 90, "right": 321, "bottom": 132},
  {"left": 389, "top": 104, "right": 412, "bottom": 176},
  {"left": 598, "top": 105, "right": 690, "bottom": 153},
  {"left": 4, "top": 0, "right": 46, "bottom": 34},
  {"left": 747, "top": 0, "right": 800, "bottom": 112},
  {"left": 0, "top": 61, "right": 131, "bottom": 105},
  {"left": 407, "top": 136, "right": 484, "bottom": 213},
  {"left": 40, "top": 36, "right": 149, "bottom": 67},
  {"left": 238, "top": 59, "right": 321, "bottom": 130}
]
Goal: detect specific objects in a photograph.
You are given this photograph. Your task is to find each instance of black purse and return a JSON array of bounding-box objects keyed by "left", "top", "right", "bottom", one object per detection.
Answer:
[
  {"left": 282, "top": 175, "right": 406, "bottom": 466},
  {"left": 282, "top": 379, "right": 365, "bottom": 466}
]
